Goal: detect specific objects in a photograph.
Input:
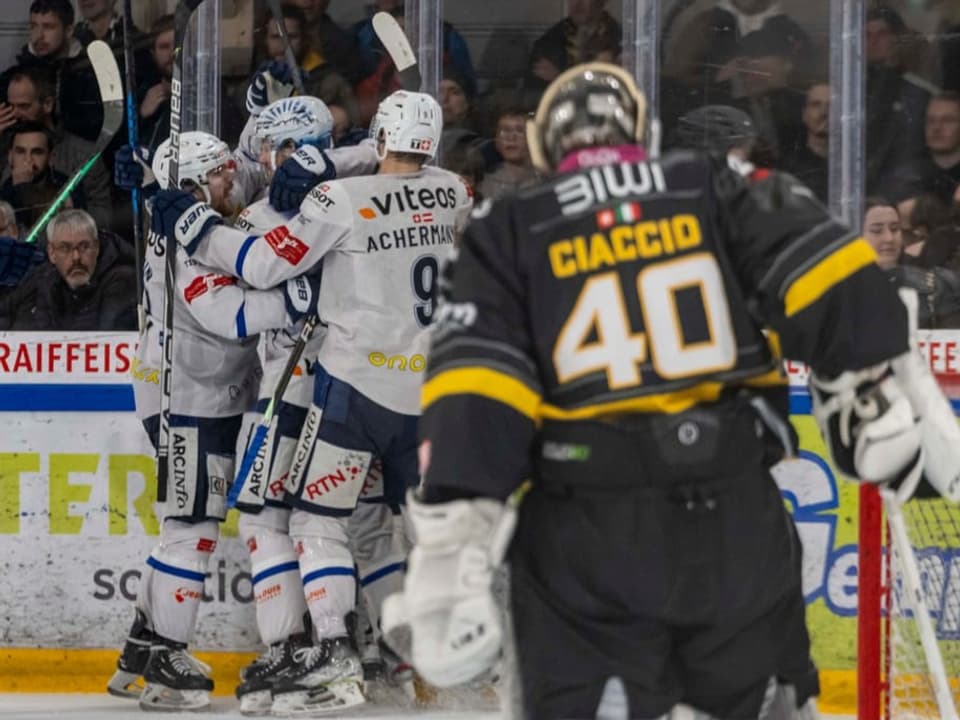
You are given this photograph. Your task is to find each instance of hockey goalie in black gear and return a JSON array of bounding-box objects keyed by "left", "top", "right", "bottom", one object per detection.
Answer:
[{"left": 382, "top": 63, "right": 960, "bottom": 720}]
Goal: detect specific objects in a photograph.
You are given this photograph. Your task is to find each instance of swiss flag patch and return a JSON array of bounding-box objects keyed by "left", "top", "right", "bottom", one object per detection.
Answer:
[
  {"left": 197, "top": 538, "right": 217, "bottom": 553},
  {"left": 265, "top": 226, "right": 309, "bottom": 265},
  {"left": 184, "top": 273, "right": 236, "bottom": 303}
]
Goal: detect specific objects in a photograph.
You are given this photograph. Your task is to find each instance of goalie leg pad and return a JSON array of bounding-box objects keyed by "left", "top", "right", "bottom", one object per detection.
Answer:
[
  {"left": 289, "top": 508, "right": 356, "bottom": 639},
  {"left": 381, "top": 492, "right": 512, "bottom": 688},
  {"left": 239, "top": 507, "right": 308, "bottom": 645},
  {"left": 138, "top": 518, "right": 219, "bottom": 644}
]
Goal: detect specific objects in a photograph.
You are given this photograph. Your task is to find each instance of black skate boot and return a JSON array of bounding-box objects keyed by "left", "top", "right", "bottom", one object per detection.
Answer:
[
  {"left": 138, "top": 640, "right": 214, "bottom": 712},
  {"left": 241, "top": 612, "right": 313, "bottom": 683},
  {"left": 236, "top": 632, "right": 311, "bottom": 716},
  {"left": 270, "top": 636, "right": 364, "bottom": 716},
  {"left": 107, "top": 609, "right": 155, "bottom": 699}
]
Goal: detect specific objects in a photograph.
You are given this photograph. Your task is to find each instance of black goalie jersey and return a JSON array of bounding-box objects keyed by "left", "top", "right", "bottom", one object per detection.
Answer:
[{"left": 420, "top": 149, "right": 910, "bottom": 500}]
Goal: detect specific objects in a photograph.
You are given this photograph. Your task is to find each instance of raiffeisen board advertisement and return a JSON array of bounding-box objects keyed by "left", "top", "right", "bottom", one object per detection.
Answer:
[{"left": 2, "top": 330, "right": 960, "bottom": 711}]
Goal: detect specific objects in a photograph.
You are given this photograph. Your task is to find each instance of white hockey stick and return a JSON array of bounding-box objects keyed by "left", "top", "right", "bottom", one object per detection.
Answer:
[
  {"left": 372, "top": 12, "right": 421, "bottom": 91},
  {"left": 24, "top": 41, "right": 123, "bottom": 244},
  {"left": 882, "top": 488, "right": 960, "bottom": 720}
]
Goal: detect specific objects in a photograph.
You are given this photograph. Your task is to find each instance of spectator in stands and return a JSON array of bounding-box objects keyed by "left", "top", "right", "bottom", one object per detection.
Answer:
[
  {"left": 0, "top": 208, "right": 135, "bottom": 330},
  {"left": 866, "top": 6, "right": 933, "bottom": 149},
  {"left": 865, "top": 196, "right": 904, "bottom": 270},
  {"left": 870, "top": 196, "right": 960, "bottom": 328},
  {"left": 719, "top": 27, "right": 805, "bottom": 166},
  {"left": 0, "top": 122, "right": 85, "bottom": 232},
  {"left": 480, "top": 107, "right": 537, "bottom": 201},
  {"left": 900, "top": 193, "right": 954, "bottom": 263},
  {"left": 354, "top": 1, "right": 476, "bottom": 98},
  {"left": 74, "top": 0, "right": 145, "bottom": 57},
  {"left": 783, "top": 81, "right": 829, "bottom": 203},
  {"left": 526, "top": 0, "right": 622, "bottom": 95},
  {"left": 253, "top": 4, "right": 307, "bottom": 70},
  {"left": 1, "top": 65, "right": 111, "bottom": 230},
  {"left": 0, "top": 0, "right": 104, "bottom": 143},
  {"left": 290, "top": 0, "right": 363, "bottom": 84},
  {"left": 918, "top": 93, "right": 960, "bottom": 204},
  {"left": 138, "top": 14, "right": 174, "bottom": 154},
  {"left": 442, "top": 139, "right": 486, "bottom": 203},
  {"left": 0, "top": 201, "right": 19, "bottom": 239},
  {"left": 660, "top": 0, "right": 812, "bottom": 129}
]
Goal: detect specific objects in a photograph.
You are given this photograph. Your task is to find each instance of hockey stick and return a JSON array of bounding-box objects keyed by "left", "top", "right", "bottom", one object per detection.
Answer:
[
  {"left": 265, "top": 0, "right": 305, "bottom": 95},
  {"left": 122, "top": 0, "right": 145, "bottom": 333},
  {"left": 226, "top": 315, "right": 318, "bottom": 508},
  {"left": 157, "top": 0, "right": 205, "bottom": 503},
  {"left": 372, "top": 12, "right": 421, "bottom": 92},
  {"left": 23, "top": 41, "right": 123, "bottom": 245},
  {"left": 882, "top": 489, "right": 960, "bottom": 720}
]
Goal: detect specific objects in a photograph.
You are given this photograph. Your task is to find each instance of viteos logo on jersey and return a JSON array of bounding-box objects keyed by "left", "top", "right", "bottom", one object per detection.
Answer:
[
  {"left": 555, "top": 161, "right": 667, "bottom": 216},
  {"left": 358, "top": 185, "right": 457, "bottom": 219}
]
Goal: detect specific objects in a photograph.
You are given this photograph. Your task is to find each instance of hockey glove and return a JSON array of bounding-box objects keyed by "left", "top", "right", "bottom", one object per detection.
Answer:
[
  {"left": 246, "top": 60, "right": 295, "bottom": 116},
  {"left": 151, "top": 190, "right": 223, "bottom": 256},
  {"left": 114, "top": 145, "right": 155, "bottom": 192},
  {"left": 381, "top": 491, "right": 516, "bottom": 687},
  {"left": 284, "top": 274, "right": 320, "bottom": 324},
  {"left": 269, "top": 146, "right": 333, "bottom": 212},
  {"left": 0, "top": 236, "right": 43, "bottom": 287}
]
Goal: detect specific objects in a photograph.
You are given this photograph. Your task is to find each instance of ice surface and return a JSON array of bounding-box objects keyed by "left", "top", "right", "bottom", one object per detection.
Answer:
[
  {"left": 0, "top": 694, "right": 498, "bottom": 719},
  {"left": 0, "top": 695, "right": 856, "bottom": 720}
]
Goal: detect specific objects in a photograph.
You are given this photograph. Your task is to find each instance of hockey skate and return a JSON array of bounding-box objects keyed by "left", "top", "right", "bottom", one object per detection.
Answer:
[
  {"left": 138, "top": 641, "right": 213, "bottom": 712},
  {"left": 236, "top": 633, "right": 311, "bottom": 716},
  {"left": 362, "top": 638, "right": 416, "bottom": 705},
  {"left": 107, "top": 609, "right": 155, "bottom": 699},
  {"left": 270, "top": 636, "right": 365, "bottom": 716}
]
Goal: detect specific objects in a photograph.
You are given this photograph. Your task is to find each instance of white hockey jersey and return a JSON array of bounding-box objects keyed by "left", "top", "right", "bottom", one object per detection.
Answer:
[
  {"left": 133, "top": 220, "right": 291, "bottom": 420},
  {"left": 185, "top": 166, "right": 474, "bottom": 415},
  {"left": 236, "top": 198, "right": 323, "bottom": 409}
]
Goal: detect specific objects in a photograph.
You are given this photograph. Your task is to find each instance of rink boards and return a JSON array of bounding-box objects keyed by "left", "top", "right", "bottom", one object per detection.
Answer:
[{"left": 2, "top": 331, "right": 960, "bottom": 712}]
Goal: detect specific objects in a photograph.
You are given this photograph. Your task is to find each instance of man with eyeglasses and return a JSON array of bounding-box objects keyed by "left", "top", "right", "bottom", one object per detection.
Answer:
[
  {"left": 481, "top": 107, "right": 538, "bottom": 201},
  {"left": 0, "top": 207, "right": 136, "bottom": 330}
]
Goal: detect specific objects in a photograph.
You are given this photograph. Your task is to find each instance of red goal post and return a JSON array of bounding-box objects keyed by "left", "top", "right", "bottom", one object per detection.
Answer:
[{"left": 857, "top": 337, "right": 960, "bottom": 720}]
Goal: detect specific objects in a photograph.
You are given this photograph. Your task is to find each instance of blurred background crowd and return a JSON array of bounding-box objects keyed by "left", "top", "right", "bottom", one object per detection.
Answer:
[{"left": 0, "top": 0, "right": 956, "bottom": 331}]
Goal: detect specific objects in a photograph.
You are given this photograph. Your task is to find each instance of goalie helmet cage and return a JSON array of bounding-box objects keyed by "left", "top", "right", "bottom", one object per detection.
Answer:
[{"left": 858, "top": 482, "right": 960, "bottom": 718}]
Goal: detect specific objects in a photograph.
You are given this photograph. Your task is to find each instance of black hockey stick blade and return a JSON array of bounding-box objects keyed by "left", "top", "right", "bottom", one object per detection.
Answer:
[
  {"left": 372, "top": 12, "right": 421, "bottom": 91},
  {"left": 266, "top": 0, "right": 305, "bottom": 94},
  {"left": 24, "top": 40, "right": 123, "bottom": 245}
]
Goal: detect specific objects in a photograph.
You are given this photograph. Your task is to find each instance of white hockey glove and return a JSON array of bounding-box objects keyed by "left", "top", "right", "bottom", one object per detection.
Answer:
[
  {"left": 810, "top": 288, "right": 960, "bottom": 504},
  {"left": 381, "top": 491, "right": 517, "bottom": 687},
  {"left": 810, "top": 364, "right": 923, "bottom": 504}
]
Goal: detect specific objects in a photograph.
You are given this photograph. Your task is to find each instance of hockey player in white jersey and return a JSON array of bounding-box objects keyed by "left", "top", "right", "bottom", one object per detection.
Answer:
[
  {"left": 230, "top": 96, "right": 396, "bottom": 713},
  {"left": 108, "top": 130, "right": 315, "bottom": 712},
  {"left": 151, "top": 90, "right": 473, "bottom": 715}
]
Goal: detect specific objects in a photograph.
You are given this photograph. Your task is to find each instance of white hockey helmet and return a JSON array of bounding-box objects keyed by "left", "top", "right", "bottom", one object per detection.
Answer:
[
  {"left": 152, "top": 131, "right": 234, "bottom": 201},
  {"left": 254, "top": 96, "right": 334, "bottom": 166},
  {"left": 372, "top": 90, "right": 442, "bottom": 161}
]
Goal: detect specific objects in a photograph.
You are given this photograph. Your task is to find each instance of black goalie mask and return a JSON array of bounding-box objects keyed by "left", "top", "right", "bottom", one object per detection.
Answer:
[{"left": 527, "top": 62, "right": 647, "bottom": 172}]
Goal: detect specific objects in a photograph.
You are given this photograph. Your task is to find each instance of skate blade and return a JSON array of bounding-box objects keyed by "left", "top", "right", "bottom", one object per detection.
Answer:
[
  {"left": 139, "top": 683, "right": 210, "bottom": 712},
  {"left": 239, "top": 688, "right": 272, "bottom": 715},
  {"left": 271, "top": 680, "right": 365, "bottom": 716},
  {"left": 106, "top": 669, "right": 144, "bottom": 699}
]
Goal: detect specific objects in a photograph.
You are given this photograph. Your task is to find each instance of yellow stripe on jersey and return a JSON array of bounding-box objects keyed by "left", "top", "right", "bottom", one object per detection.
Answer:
[
  {"left": 783, "top": 238, "right": 877, "bottom": 318},
  {"left": 539, "top": 381, "right": 725, "bottom": 419},
  {"left": 742, "top": 368, "right": 788, "bottom": 388},
  {"left": 421, "top": 367, "right": 542, "bottom": 421}
]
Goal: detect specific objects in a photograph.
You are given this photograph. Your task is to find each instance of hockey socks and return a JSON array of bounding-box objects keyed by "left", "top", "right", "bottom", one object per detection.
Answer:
[
  {"left": 239, "top": 508, "right": 309, "bottom": 646},
  {"left": 137, "top": 518, "right": 218, "bottom": 645}
]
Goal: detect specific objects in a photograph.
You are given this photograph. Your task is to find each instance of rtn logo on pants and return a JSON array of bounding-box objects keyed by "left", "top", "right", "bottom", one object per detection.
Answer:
[{"left": 265, "top": 226, "right": 309, "bottom": 265}]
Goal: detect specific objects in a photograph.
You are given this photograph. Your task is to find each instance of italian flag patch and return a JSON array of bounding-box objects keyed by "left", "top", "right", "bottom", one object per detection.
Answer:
[{"left": 596, "top": 202, "right": 642, "bottom": 229}]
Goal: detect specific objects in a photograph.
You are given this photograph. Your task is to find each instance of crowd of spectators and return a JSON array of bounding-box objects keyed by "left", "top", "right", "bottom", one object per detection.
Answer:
[{"left": 0, "top": 0, "right": 956, "bottom": 330}]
